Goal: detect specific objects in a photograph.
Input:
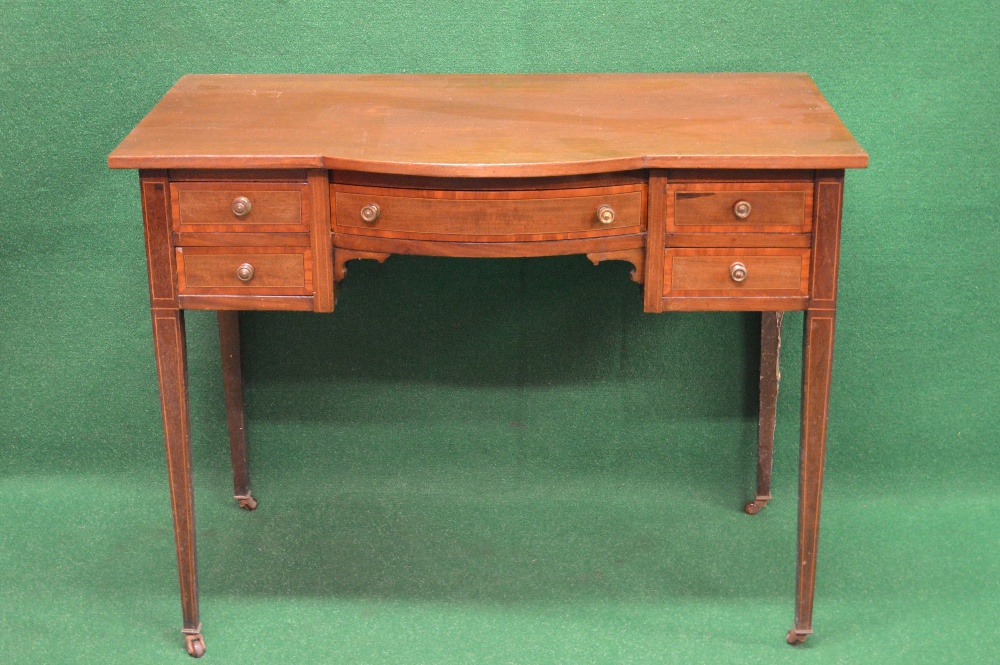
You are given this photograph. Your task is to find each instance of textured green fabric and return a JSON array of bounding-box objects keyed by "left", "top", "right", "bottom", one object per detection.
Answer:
[{"left": 1, "top": 1, "right": 998, "bottom": 663}]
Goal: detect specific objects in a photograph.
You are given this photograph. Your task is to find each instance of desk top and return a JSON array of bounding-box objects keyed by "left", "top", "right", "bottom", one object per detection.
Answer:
[{"left": 109, "top": 73, "right": 867, "bottom": 176}]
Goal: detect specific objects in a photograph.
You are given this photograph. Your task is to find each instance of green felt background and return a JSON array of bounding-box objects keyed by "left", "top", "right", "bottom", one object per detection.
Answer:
[{"left": 1, "top": 1, "right": 998, "bottom": 663}]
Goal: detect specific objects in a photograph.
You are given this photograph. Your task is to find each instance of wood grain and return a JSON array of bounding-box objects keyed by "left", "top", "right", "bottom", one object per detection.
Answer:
[
  {"left": 177, "top": 294, "right": 314, "bottom": 311},
  {"left": 170, "top": 182, "right": 308, "bottom": 233},
  {"left": 176, "top": 247, "right": 312, "bottom": 295},
  {"left": 140, "top": 171, "right": 177, "bottom": 308},
  {"left": 663, "top": 248, "right": 810, "bottom": 297},
  {"left": 307, "top": 169, "right": 335, "bottom": 312},
  {"left": 109, "top": 74, "right": 868, "bottom": 174},
  {"left": 217, "top": 311, "right": 251, "bottom": 502},
  {"left": 664, "top": 233, "right": 811, "bottom": 248},
  {"left": 669, "top": 183, "right": 813, "bottom": 233},
  {"left": 333, "top": 232, "right": 645, "bottom": 258},
  {"left": 333, "top": 184, "right": 644, "bottom": 241},
  {"left": 149, "top": 308, "right": 200, "bottom": 635}
]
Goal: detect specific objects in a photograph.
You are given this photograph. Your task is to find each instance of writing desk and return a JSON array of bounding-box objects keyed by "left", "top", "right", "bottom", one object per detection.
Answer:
[{"left": 109, "top": 73, "right": 867, "bottom": 657}]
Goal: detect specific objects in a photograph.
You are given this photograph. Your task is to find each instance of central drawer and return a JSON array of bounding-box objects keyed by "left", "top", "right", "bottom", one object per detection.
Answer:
[{"left": 332, "top": 184, "right": 645, "bottom": 241}]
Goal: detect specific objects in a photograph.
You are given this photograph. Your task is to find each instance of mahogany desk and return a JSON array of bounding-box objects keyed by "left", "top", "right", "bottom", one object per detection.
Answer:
[{"left": 109, "top": 73, "right": 867, "bottom": 657}]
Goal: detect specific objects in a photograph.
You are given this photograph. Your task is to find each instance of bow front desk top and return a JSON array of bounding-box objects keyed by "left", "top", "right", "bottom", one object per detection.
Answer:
[{"left": 110, "top": 73, "right": 866, "bottom": 658}]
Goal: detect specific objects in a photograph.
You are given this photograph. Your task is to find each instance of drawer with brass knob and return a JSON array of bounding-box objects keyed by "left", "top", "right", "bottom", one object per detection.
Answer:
[
  {"left": 170, "top": 182, "right": 311, "bottom": 232},
  {"left": 662, "top": 248, "right": 810, "bottom": 299},
  {"left": 332, "top": 184, "right": 645, "bottom": 241},
  {"left": 667, "top": 182, "right": 813, "bottom": 234},
  {"left": 175, "top": 247, "right": 313, "bottom": 296}
]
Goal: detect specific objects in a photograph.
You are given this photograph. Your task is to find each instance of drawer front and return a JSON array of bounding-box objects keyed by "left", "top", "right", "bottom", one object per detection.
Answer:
[
  {"left": 176, "top": 247, "right": 313, "bottom": 296},
  {"left": 333, "top": 185, "right": 644, "bottom": 241},
  {"left": 663, "top": 248, "right": 810, "bottom": 297},
  {"left": 669, "top": 182, "right": 812, "bottom": 233},
  {"left": 171, "top": 182, "right": 310, "bottom": 232}
]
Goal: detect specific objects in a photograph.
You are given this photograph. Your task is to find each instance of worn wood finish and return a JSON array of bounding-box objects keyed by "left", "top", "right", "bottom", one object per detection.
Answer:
[
  {"left": 664, "top": 233, "right": 811, "bottom": 248},
  {"left": 108, "top": 74, "right": 868, "bottom": 174},
  {"left": 333, "top": 184, "right": 645, "bottom": 241},
  {"left": 175, "top": 247, "right": 312, "bottom": 296},
  {"left": 169, "top": 169, "right": 308, "bottom": 182},
  {"left": 333, "top": 170, "right": 647, "bottom": 191},
  {"left": 178, "top": 293, "right": 314, "bottom": 311},
  {"left": 745, "top": 311, "right": 783, "bottom": 515},
  {"left": 140, "top": 171, "right": 178, "bottom": 309},
  {"left": 217, "top": 311, "right": 256, "bottom": 511},
  {"left": 659, "top": 295, "right": 809, "bottom": 312},
  {"left": 334, "top": 232, "right": 645, "bottom": 259},
  {"left": 670, "top": 183, "right": 812, "bottom": 233},
  {"left": 333, "top": 249, "right": 390, "bottom": 282},
  {"left": 113, "top": 75, "right": 867, "bottom": 655},
  {"left": 307, "top": 169, "right": 335, "bottom": 312},
  {"left": 173, "top": 232, "right": 311, "bottom": 247},
  {"left": 643, "top": 171, "right": 669, "bottom": 313},
  {"left": 663, "top": 248, "right": 810, "bottom": 298},
  {"left": 788, "top": 171, "right": 845, "bottom": 645},
  {"left": 150, "top": 308, "right": 202, "bottom": 654},
  {"left": 586, "top": 248, "right": 645, "bottom": 284},
  {"left": 171, "top": 182, "right": 308, "bottom": 233}
]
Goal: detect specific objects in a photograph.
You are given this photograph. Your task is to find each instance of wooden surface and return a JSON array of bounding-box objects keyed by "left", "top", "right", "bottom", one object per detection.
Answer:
[
  {"left": 670, "top": 184, "right": 812, "bottom": 233},
  {"left": 109, "top": 74, "right": 867, "bottom": 174},
  {"left": 171, "top": 182, "right": 308, "bottom": 232},
  {"left": 175, "top": 247, "right": 312, "bottom": 295},
  {"left": 333, "top": 184, "right": 644, "bottom": 241},
  {"left": 663, "top": 248, "right": 810, "bottom": 297},
  {"left": 115, "top": 74, "right": 866, "bottom": 655}
]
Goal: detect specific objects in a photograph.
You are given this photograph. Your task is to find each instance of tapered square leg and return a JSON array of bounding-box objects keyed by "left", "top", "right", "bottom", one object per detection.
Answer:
[
  {"left": 745, "top": 311, "right": 783, "bottom": 515},
  {"left": 151, "top": 308, "right": 205, "bottom": 657},
  {"left": 788, "top": 310, "right": 836, "bottom": 645},
  {"left": 217, "top": 310, "right": 257, "bottom": 511}
]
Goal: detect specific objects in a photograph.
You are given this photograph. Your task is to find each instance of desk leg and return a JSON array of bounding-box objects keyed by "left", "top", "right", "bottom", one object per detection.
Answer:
[
  {"left": 788, "top": 310, "right": 836, "bottom": 645},
  {"left": 151, "top": 308, "right": 206, "bottom": 658},
  {"left": 218, "top": 311, "right": 257, "bottom": 511},
  {"left": 746, "top": 311, "right": 783, "bottom": 515}
]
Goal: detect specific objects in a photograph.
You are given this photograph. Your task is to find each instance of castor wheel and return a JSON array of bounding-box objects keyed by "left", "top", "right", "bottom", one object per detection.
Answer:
[
  {"left": 786, "top": 630, "right": 810, "bottom": 645},
  {"left": 235, "top": 494, "right": 258, "bottom": 511},
  {"left": 185, "top": 633, "right": 206, "bottom": 658},
  {"left": 744, "top": 499, "right": 768, "bottom": 515}
]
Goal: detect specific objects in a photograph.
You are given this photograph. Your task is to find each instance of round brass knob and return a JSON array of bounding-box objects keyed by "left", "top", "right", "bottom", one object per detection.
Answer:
[
  {"left": 733, "top": 200, "right": 752, "bottom": 219},
  {"left": 232, "top": 196, "right": 252, "bottom": 217},
  {"left": 729, "top": 262, "right": 748, "bottom": 283},
  {"left": 236, "top": 263, "right": 255, "bottom": 282},
  {"left": 360, "top": 203, "right": 381, "bottom": 223},
  {"left": 597, "top": 205, "right": 616, "bottom": 225}
]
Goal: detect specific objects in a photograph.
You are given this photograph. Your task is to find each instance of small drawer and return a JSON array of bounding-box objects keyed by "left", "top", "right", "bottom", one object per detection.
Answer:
[
  {"left": 176, "top": 247, "right": 313, "bottom": 296},
  {"left": 663, "top": 248, "right": 810, "bottom": 297},
  {"left": 668, "top": 182, "right": 812, "bottom": 233},
  {"left": 333, "top": 185, "right": 645, "bottom": 241},
  {"left": 170, "top": 182, "right": 310, "bottom": 233}
]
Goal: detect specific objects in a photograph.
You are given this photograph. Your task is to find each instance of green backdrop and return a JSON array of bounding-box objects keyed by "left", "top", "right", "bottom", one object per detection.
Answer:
[{"left": 1, "top": 1, "right": 997, "bottom": 663}]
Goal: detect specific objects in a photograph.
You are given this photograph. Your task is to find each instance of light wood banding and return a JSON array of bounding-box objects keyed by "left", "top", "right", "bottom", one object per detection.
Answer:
[
  {"left": 664, "top": 248, "right": 810, "bottom": 297},
  {"left": 333, "top": 185, "right": 645, "bottom": 242},
  {"left": 668, "top": 182, "right": 813, "bottom": 234},
  {"left": 171, "top": 182, "right": 309, "bottom": 233},
  {"left": 176, "top": 247, "right": 312, "bottom": 296}
]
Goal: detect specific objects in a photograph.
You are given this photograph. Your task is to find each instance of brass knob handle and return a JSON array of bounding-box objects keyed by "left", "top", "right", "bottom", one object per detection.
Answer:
[
  {"left": 360, "top": 203, "right": 381, "bottom": 223},
  {"left": 236, "top": 263, "right": 255, "bottom": 282},
  {"left": 597, "top": 205, "right": 615, "bottom": 225},
  {"left": 232, "top": 196, "right": 252, "bottom": 217},
  {"left": 729, "top": 262, "right": 747, "bottom": 283},
  {"left": 733, "top": 200, "right": 752, "bottom": 219}
]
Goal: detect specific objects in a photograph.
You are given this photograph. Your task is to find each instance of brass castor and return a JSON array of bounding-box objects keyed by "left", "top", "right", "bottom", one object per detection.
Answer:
[
  {"left": 744, "top": 499, "right": 768, "bottom": 515},
  {"left": 786, "top": 630, "right": 810, "bottom": 645},
  {"left": 185, "top": 633, "right": 206, "bottom": 658},
  {"left": 235, "top": 494, "right": 258, "bottom": 511}
]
